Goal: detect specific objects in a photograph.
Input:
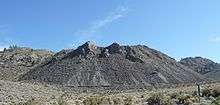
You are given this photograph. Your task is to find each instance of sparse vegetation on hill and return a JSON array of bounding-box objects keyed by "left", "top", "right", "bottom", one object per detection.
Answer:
[
  {"left": 1, "top": 80, "right": 220, "bottom": 105},
  {"left": 147, "top": 93, "right": 173, "bottom": 105},
  {"left": 0, "top": 46, "right": 54, "bottom": 81}
]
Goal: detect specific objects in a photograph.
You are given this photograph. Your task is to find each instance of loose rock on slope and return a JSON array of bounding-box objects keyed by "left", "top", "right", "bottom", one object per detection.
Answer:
[
  {"left": 20, "top": 42, "right": 205, "bottom": 88},
  {"left": 180, "top": 57, "right": 220, "bottom": 81}
]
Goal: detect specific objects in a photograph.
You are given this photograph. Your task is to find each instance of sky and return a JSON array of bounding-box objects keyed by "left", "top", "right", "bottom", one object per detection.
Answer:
[{"left": 0, "top": 0, "right": 220, "bottom": 62}]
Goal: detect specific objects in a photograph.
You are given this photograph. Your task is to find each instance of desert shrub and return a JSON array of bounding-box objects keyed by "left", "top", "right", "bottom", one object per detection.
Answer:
[
  {"left": 169, "top": 92, "right": 179, "bottom": 99},
  {"left": 188, "top": 96, "right": 199, "bottom": 103},
  {"left": 192, "top": 91, "right": 198, "bottom": 96},
  {"left": 197, "top": 87, "right": 220, "bottom": 98},
  {"left": 202, "top": 88, "right": 212, "bottom": 97},
  {"left": 212, "top": 88, "right": 220, "bottom": 98},
  {"left": 113, "top": 97, "right": 123, "bottom": 105},
  {"left": 83, "top": 96, "right": 112, "bottom": 105},
  {"left": 99, "top": 97, "right": 113, "bottom": 105},
  {"left": 183, "top": 96, "right": 200, "bottom": 105},
  {"left": 57, "top": 96, "right": 68, "bottom": 105},
  {"left": 211, "top": 96, "right": 220, "bottom": 105},
  {"left": 83, "top": 96, "right": 102, "bottom": 105},
  {"left": 147, "top": 93, "right": 173, "bottom": 105},
  {"left": 182, "top": 101, "right": 193, "bottom": 105},
  {"left": 180, "top": 95, "right": 200, "bottom": 105},
  {"left": 75, "top": 100, "right": 82, "bottom": 105},
  {"left": 177, "top": 94, "right": 191, "bottom": 104},
  {"left": 124, "top": 96, "right": 133, "bottom": 105},
  {"left": 20, "top": 98, "right": 38, "bottom": 105}
]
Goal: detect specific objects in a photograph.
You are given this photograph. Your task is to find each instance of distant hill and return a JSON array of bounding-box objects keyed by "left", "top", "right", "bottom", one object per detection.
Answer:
[
  {"left": 180, "top": 57, "right": 220, "bottom": 81},
  {"left": 204, "top": 71, "right": 220, "bottom": 81},
  {"left": 0, "top": 47, "right": 54, "bottom": 81},
  {"left": 20, "top": 42, "right": 205, "bottom": 88}
]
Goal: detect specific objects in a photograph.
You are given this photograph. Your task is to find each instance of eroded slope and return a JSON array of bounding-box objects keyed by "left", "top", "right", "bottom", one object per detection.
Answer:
[{"left": 20, "top": 42, "right": 204, "bottom": 88}]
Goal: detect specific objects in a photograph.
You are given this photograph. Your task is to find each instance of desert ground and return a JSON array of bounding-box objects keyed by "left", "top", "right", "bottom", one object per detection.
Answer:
[{"left": 1, "top": 80, "right": 220, "bottom": 105}]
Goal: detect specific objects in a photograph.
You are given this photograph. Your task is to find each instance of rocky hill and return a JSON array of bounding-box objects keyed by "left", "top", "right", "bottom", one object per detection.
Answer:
[
  {"left": 180, "top": 57, "right": 220, "bottom": 81},
  {"left": 20, "top": 42, "right": 205, "bottom": 88},
  {"left": 179, "top": 57, "right": 220, "bottom": 74},
  {"left": 0, "top": 46, "right": 54, "bottom": 81},
  {"left": 204, "top": 71, "right": 220, "bottom": 81}
]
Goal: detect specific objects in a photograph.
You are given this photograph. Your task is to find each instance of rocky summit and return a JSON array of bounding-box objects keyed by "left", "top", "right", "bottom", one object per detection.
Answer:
[
  {"left": 0, "top": 46, "right": 54, "bottom": 81},
  {"left": 20, "top": 42, "right": 205, "bottom": 88}
]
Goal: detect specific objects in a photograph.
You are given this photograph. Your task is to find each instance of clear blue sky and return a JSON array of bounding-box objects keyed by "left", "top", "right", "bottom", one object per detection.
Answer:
[{"left": 0, "top": 0, "right": 220, "bottom": 62}]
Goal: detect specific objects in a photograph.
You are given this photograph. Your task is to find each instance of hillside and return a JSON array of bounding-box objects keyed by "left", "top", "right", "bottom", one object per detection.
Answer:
[
  {"left": 20, "top": 42, "right": 205, "bottom": 88},
  {"left": 180, "top": 57, "right": 220, "bottom": 74},
  {"left": 204, "top": 71, "right": 220, "bottom": 81},
  {"left": 0, "top": 46, "right": 54, "bottom": 81},
  {"left": 180, "top": 57, "right": 220, "bottom": 81}
]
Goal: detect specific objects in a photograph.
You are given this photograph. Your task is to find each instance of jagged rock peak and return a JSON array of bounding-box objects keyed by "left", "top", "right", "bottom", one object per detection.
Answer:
[
  {"left": 109, "top": 42, "right": 120, "bottom": 47},
  {"left": 79, "top": 41, "right": 97, "bottom": 50},
  {"left": 75, "top": 41, "right": 98, "bottom": 57},
  {"left": 106, "top": 42, "right": 123, "bottom": 54}
]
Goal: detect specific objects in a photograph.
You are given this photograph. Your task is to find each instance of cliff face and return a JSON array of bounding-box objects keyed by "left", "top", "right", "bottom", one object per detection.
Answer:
[
  {"left": 20, "top": 42, "right": 204, "bottom": 87},
  {"left": 0, "top": 47, "right": 54, "bottom": 81}
]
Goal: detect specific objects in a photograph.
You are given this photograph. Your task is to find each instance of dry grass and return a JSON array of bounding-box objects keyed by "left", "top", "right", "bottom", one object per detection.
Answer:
[{"left": 1, "top": 81, "right": 220, "bottom": 105}]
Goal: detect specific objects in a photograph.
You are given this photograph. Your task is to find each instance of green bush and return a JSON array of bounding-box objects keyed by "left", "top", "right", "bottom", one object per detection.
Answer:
[{"left": 147, "top": 93, "right": 173, "bottom": 105}]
